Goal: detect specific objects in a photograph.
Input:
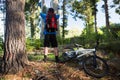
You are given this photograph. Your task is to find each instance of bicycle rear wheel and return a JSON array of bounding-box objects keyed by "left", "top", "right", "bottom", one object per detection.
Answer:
[{"left": 83, "top": 56, "right": 109, "bottom": 78}]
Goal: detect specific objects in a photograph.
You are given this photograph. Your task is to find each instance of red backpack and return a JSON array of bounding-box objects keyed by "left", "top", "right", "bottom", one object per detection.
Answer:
[{"left": 46, "top": 13, "right": 57, "bottom": 30}]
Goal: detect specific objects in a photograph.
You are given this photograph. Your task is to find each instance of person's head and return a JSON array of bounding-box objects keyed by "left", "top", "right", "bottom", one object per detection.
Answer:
[{"left": 48, "top": 8, "right": 54, "bottom": 13}]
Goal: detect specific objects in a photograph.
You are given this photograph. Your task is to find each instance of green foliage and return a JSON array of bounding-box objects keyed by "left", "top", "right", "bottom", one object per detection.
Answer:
[
  {"left": 110, "top": 23, "right": 120, "bottom": 39},
  {"left": 109, "top": 41, "right": 120, "bottom": 52},
  {"left": 108, "top": 52, "right": 115, "bottom": 59},
  {"left": 71, "top": 0, "right": 97, "bottom": 21},
  {"left": 23, "top": 72, "right": 32, "bottom": 78},
  {"left": 71, "top": 0, "right": 97, "bottom": 44},
  {"left": 28, "top": 54, "right": 43, "bottom": 61},
  {"left": 99, "top": 27, "right": 112, "bottom": 41},
  {"left": 25, "top": 0, "right": 39, "bottom": 11},
  {"left": 25, "top": 0, "right": 40, "bottom": 38},
  {"left": 57, "top": 35, "right": 74, "bottom": 45},
  {"left": 57, "top": 36, "right": 63, "bottom": 45},
  {"left": 100, "top": 23, "right": 120, "bottom": 42},
  {"left": 79, "top": 27, "right": 98, "bottom": 48},
  {"left": 0, "top": 36, "right": 3, "bottom": 55},
  {"left": 80, "top": 34, "right": 96, "bottom": 48},
  {"left": 28, "top": 54, "right": 55, "bottom": 61},
  {"left": 111, "top": 23, "right": 120, "bottom": 28},
  {"left": 26, "top": 38, "right": 43, "bottom": 52},
  {"left": 99, "top": 40, "right": 120, "bottom": 54},
  {"left": 63, "top": 38, "right": 71, "bottom": 44},
  {"left": 113, "top": 0, "right": 120, "bottom": 15},
  {"left": 0, "top": 78, "right": 5, "bottom": 80}
]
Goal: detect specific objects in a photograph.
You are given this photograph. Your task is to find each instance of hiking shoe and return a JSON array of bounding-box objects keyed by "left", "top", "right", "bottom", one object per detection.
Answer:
[
  {"left": 43, "top": 57, "right": 51, "bottom": 62},
  {"left": 55, "top": 58, "right": 62, "bottom": 63},
  {"left": 43, "top": 58, "right": 47, "bottom": 62}
]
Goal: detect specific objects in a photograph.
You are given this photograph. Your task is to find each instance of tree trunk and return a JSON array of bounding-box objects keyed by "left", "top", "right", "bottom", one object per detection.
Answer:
[
  {"left": 104, "top": 0, "right": 110, "bottom": 29},
  {"left": 2, "top": 0, "right": 28, "bottom": 74},
  {"left": 62, "top": 0, "right": 66, "bottom": 41},
  {"left": 30, "top": 17, "right": 35, "bottom": 38},
  {"left": 93, "top": 0, "right": 99, "bottom": 45},
  {"left": 40, "top": 0, "right": 47, "bottom": 39}
]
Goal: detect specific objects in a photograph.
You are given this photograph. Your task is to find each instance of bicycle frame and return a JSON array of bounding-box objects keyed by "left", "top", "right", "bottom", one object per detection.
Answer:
[
  {"left": 75, "top": 48, "right": 96, "bottom": 59},
  {"left": 76, "top": 47, "right": 100, "bottom": 68},
  {"left": 63, "top": 44, "right": 99, "bottom": 62}
]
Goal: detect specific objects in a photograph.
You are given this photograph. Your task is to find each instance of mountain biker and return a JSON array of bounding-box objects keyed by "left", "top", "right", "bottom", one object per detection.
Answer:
[{"left": 40, "top": 8, "right": 60, "bottom": 63}]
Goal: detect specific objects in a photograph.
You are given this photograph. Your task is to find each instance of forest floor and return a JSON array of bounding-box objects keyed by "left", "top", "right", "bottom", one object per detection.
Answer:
[{"left": 0, "top": 57, "right": 120, "bottom": 80}]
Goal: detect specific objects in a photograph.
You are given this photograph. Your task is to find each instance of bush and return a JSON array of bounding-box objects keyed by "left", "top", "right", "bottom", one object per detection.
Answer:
[
  {"left": 26, "top": 38, "right": 44, "bottom": 52},
  {"left": 0, "top": 37, "right": 3, "bottom": 55},
  {"left": 99, "top": 40, "right": 120, "bottom": 57},
  {"left": 99, "top": 40, "right": 120, "bottom": 51}
]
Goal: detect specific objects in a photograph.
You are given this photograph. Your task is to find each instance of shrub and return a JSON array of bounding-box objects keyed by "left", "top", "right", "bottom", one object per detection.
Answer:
[
  {"left": 0, "top": 37, "right": 3, "bottom": 55},
  {"left": 26, "top": 38, "right": 44, "bottom": 52}
]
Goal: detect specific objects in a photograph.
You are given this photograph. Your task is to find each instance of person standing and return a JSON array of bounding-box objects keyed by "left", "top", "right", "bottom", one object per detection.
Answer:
[{"left": 40, "top": 8, "right": 60, "bottom": 62}]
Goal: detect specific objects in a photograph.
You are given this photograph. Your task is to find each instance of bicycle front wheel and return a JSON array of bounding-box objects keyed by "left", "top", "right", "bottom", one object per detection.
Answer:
[{"left": 83, "top": 56, "right": 109, "bottom": 78}]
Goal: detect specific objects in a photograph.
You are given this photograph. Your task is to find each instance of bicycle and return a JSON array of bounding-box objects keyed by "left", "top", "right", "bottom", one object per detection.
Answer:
[{"left": 61, "top": 44, "right": 109, "bottom": 78}]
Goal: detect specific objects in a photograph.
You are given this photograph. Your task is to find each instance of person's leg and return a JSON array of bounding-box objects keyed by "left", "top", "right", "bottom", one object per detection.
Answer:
[
  {"left": 51, "top": 34, "right": 60, "bottom": 62},
  {"left": 54, "top": 47, "right": 58, "bottom": 56},
  {"left": 43, "top": 34, "right": 49, "bottom": 62},
  {"left": 54, "top": 47, "right": 60, "bottom": 62},
  {"left": 43, "top": 47, "right": 48, "bottom": 62},
  {"left": 50, "top": 34, "right": 60, "bottom": 62}
]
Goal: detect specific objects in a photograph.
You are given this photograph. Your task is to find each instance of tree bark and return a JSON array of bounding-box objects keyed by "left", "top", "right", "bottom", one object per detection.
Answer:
[
  {"left": 40, "top": 0, "right": 47, "bottom": 39},
  {"left": 62, "top": 0, "right": 66, "bottom": 40},
  {"left": 104, "top": 0, "right": 110, "bottom": 29},
  {"left": 30, "top": 17, "right": 35, "bottom": 38},
  {"left": 2, "top": 0, "right": 28, "bottom": 74}
]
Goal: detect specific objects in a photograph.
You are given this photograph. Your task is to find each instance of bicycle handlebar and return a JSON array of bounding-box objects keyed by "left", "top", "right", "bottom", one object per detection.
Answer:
[{"left": 75, "top": 44, "right": 82, "bottom": 47}]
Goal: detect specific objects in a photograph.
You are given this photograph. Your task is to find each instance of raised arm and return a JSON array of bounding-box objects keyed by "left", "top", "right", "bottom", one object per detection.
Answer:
[
  {"left": 56, "top": 14, "right": 60, "bottom": 19},
  {"left": 40, "top": 13, "right": 47, "bottom": 23},
  {"left": 40, "top": 13, "right": 46, "bottom": 18}
]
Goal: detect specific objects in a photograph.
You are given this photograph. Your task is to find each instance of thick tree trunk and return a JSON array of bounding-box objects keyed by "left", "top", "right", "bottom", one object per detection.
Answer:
[{"left": 2, "top": 0, "right": 28, "bottom": 74}]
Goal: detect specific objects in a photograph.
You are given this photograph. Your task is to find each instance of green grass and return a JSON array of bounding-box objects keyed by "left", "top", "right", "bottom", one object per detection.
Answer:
[
  {"left": 28, "top": 53, "right": 55, "bottom": 61},
  {"left": 0, "top": 78, "right": 5, "bottom": 80},
  {"left": 0, "top": 52, "right": 3, "bottom": 59},
  {"left": 28, "top": 54, "right": 43, "bottom": 61}
]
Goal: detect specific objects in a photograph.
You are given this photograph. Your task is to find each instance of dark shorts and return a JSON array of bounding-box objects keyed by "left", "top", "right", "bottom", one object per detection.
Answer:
[{"left": 44, "top": 34, "right": 58, "bottom": 47}]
